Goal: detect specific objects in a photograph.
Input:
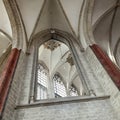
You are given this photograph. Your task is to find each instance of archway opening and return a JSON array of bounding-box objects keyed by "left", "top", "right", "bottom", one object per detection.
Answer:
[{"left": 36, "top": 39, "right": 85, "bottom": 100}]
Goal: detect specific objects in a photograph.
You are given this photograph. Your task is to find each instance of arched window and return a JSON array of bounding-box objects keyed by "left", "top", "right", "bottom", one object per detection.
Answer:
[
  {"left": 34, "top": 39, "right": 86, "bottom": 101},
  {"left": 69, "top": 84, "right": 79, "bottom": 97},
  {"left": 36, "top": 63, "right": 48, "bottom": 100},
  {"left": 53, "top": 74, "right": 67, "bottom": 98}
]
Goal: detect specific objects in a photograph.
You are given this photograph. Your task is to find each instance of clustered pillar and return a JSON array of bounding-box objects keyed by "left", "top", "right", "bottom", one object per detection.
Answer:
[
  {"left": 0, "top": 48, "right": 21, "bottom": 118},
  {"left": 90, "top": 44, "right": 120, "bottom": 90}
]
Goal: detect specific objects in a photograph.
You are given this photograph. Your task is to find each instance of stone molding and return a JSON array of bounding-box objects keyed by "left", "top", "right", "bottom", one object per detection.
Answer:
[{"left": 16, "top": 95, "right": 110, "bottom": 109}]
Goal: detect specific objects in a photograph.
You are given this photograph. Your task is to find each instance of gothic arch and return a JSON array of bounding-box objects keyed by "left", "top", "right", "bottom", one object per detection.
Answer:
[
  {"left": 3, "top": 0, "right": 27, "bottom": 51},
  {"left": 29, "top": 29, "right": 90, "bottom": 102}
]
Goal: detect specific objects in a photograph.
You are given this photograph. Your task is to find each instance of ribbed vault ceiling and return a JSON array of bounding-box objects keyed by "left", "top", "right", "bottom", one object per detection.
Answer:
[
  {"left": 0, "top": 0, "right": 120, "bottom": 66},
  {"left": 16, "top": 0, "right": 83, "bottom": 40},
  {"left": 92, "top": 0, "right": 120, "bottom": 66},
  {"left": 38, "top": 40, "right": 81, "bottom": 92}
]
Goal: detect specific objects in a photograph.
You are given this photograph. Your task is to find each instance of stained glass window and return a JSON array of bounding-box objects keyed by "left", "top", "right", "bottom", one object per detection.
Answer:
[
  {"left": 69, "top": 84, "right": 78, "bottom": 96},
  {"left": 36, "top": 63, "right": 48, "bottom": 100},
  {"left": 53, "top": 74, "right": 67, "bottom": 98}
]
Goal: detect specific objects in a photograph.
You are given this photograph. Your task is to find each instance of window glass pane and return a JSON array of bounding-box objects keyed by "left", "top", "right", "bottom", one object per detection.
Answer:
[
  {"left": 69, "top": 84, "right": 78, "bottom": 96},
  {"left": 36, "top": 64, "right": 48, "bottom": 100},
  {"left": 53, "top": 74, "right": 67, "bottom": 97}
]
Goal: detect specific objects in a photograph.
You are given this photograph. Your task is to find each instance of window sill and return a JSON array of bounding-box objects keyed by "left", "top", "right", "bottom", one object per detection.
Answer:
[{"left": 16, "top": 95, "right": 110, "bottom": 109}]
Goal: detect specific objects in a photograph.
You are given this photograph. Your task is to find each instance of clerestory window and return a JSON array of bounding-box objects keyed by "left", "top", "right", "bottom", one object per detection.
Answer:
[
  {"left": 36, "top": 63, "right": 48, "bottom": 100},
  {"left": 69, "top": 84, "right": 79, "bottom": 96},
  {"left": 35, "top": 40, "right": 86, "bottom": 101},
  {"left": 53, "top": 74, "right": 67, "bottom": 98}
]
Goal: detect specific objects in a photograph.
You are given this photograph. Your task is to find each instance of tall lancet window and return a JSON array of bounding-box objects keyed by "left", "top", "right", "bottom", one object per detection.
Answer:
[
  {"left": 69, "top": 84, "right": 79, "bottom": 96},
  {"left": 53, "top": 74, "right": 67, "bottom": 98},
  {"left": 36, "top": 63, "right": 48, "bottom": 100}
]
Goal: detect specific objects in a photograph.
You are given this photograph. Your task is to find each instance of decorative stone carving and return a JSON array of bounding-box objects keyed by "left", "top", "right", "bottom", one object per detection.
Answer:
[
  {"left": 66, "top": 53, "right": 74, "bottom": 66},
  {"left": 44, "top": 40, "right": 61, "bottom": 51}
]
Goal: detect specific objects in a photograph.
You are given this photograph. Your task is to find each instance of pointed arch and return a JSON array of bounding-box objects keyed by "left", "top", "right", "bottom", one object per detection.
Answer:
[
  {"left": 29, "top": 29, "right": 90, "bottom": 102},
  {"left": 3, "top": 0, "right": 27, "bottom": 51}
]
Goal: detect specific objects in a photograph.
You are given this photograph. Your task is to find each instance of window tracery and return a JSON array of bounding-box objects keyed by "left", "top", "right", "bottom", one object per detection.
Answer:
[
  {"left": 53, "top": 74, "right": 67, "bottom": 98},
  {"left": 69, "top": 84, "right": 79, "bottom": 96},
  {"left": 36, "top": 63, "right": 48, "bottom": 100}
]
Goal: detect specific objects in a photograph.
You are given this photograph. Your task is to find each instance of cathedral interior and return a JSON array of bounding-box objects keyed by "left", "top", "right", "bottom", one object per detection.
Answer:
[{"left": 0, "top": 0, "right": 120, "bottom": 120}]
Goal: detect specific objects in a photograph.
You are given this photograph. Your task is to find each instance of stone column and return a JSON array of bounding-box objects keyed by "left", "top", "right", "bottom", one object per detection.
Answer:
[
  {"left": 0, "top": 48, "right": 21, "bottom": 118},
  {"left": 90, "top": 44, "right": 120, "bottom": 90}
]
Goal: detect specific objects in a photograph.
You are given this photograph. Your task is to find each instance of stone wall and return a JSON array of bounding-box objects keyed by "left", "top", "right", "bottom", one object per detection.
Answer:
[
  {"left": 1, "top": 52, "right": 26, "bottom": 120},
  {"left": 85, "top": 47, "right": 120, "bottom": 119},
  {"left": 6, "top": 47, "right": 118, "bottom": 120},
  {"left": 14, "top": 96, "right": 118, "bottom": 120},
  {"left": 2, "top": 46, "right": 120, "bottom": 120},
  {"left": 17, "top": 49, "right": 35, "bottom": 105}
]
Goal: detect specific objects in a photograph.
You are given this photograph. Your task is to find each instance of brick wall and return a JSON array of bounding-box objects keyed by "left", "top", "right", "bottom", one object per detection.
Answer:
[
  {"left": 1, "top": 52, "right": 26, "bottom": 120},
  {"left": 2, "top": 46, "right": 120, "bottom": 120},
  {"left": 14, "top": 97, "right": 118, "bottom": 120},
  {"left": 90, "top": 44, "right": 120, "bottom": 89},
  {"left": 85, "top": 47, "right": 120, "bottom": 119}
]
